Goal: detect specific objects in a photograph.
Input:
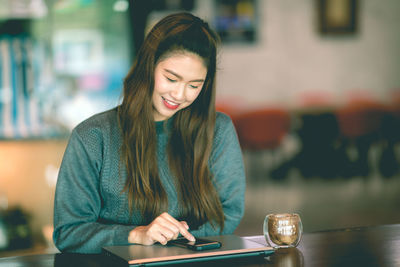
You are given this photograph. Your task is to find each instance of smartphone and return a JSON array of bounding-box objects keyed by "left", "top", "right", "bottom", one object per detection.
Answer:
[{"left": 169, "top": 237, "right": 222, "bottom": 251}]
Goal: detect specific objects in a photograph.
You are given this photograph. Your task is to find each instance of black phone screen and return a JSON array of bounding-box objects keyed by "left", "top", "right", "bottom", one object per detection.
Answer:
[{"left": 169, "top": 237, "right": 221, "bottom": 251}]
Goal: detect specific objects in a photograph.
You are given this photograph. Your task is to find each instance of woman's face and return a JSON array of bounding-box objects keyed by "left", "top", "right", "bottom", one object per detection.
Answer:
[{"left": 152, "top": 52, "right": 207, "bottom": 121}]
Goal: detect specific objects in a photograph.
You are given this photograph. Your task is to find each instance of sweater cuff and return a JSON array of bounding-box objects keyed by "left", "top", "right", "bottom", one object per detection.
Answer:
[{"left": 112, "top": 225, "right": 135, "bottom": 245}]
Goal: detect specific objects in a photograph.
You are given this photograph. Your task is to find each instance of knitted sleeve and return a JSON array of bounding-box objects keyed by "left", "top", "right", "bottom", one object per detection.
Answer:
[
  {"left": 190, "top": 112, "right": 246, "bottom": 236},
  {"left": 52, "top": 126, "right": 133, "bottom": 253}
]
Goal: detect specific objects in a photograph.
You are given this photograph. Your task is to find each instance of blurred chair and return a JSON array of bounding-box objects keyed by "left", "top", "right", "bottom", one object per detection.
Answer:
[
  {"left": 277, "top": 91, "right": 342, "bottom": 179},
  {"left": 335, "top": 98, "right": 386, "bottom": 177},
  {"left": 215, "top": 99, "right": 245, "bottom": 128},
  {"left": 297, "top": 90, "right": 336, "bottom": 109},
  {"left": 378, "top": 91, "right": 400, "bottom": 178},
  {"left": 294, "top": 111, "right": 342, "bottom": 179},
  {"left": 234, "top": 108, "right": 291, "bottom": 181}
]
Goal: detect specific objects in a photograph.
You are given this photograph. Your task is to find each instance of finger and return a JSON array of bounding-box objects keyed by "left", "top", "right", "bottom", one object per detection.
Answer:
[
  {"left": 147, "top": 224, "right": 173, "bottom": 245},
  {"left": 179, "top": 227, "right": 195, "bottom": 242},
  {"left": 154, "top": 216, "right": 181, "bottom": 238},
  {"left": 151, "top": 231, "right": 168, "bottom": 245},
  {"left": 166, "top": 219, "right": 194, "bottom": 241},
  {"left": 159, "top": 213, "right": 187, "bottom": 234},
  {"left": 152, "top": 219, "right": 183, "bottom": 242},
  {"left": 160, "top": 213, "right": 188, "bottom": 231},
  {"left": 160, "top": 214, "right": 195, "bottom": 241},
  {"left": 180, "top": 221, "right": 189, "bottom": 230}
]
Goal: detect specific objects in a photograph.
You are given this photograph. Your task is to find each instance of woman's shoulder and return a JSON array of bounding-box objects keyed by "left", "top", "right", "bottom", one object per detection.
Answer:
[
  {"left": 215, "top": 111, "right": 235, "bottom": 136},
  {"left": 215, "top": 111, "right": 234, "bottom": 128}
]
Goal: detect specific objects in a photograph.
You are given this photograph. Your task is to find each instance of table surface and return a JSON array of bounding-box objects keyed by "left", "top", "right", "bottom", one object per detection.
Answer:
[{"left": 1, "top": 224, "right": 400, "bottom": 267}]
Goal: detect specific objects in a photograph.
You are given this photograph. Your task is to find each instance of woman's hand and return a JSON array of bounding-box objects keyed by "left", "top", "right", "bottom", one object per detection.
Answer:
[{"left": 128, "top": 212, "right": 196, "bottom": 245}]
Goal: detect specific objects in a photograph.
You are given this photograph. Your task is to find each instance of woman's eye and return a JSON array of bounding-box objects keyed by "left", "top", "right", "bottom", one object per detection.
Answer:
[
  {"left": 189, "top": 84, "right": 199, "bottom": 89},
  {"left": 166, "top": 77, "right": 177, "bottom": 82}
]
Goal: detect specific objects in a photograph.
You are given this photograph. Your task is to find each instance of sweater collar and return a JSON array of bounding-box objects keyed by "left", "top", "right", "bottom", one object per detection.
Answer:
[{"left": 155, "top": 117, "right": 173, "bottom": 134}]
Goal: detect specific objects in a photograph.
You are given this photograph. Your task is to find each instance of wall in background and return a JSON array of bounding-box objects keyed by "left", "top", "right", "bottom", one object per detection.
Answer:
[{"left": 214, "top": 0, "right": 400, "bottom": 108}]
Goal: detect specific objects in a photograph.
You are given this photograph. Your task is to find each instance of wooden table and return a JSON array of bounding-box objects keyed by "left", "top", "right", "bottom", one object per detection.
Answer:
[{"left": 1, "top": 224, "right": 399, "bottom": 266}]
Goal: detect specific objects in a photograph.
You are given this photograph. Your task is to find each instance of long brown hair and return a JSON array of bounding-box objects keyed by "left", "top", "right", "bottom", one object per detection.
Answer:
[{"left": 118, "top": 12, "right": 224, "bottom": 230}]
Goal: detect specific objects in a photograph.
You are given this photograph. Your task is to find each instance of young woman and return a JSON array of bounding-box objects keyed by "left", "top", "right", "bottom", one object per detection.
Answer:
[{"left": 53, "top": 12, "right": 245, "bottom": 253}]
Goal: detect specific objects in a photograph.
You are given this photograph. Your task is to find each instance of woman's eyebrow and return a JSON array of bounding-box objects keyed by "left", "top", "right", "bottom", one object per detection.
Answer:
[{"left": 164, "top": 69, "right": 205, "bottom": 82}]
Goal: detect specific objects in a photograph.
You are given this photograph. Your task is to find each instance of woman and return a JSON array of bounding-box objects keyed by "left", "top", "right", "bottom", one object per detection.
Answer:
[{"left": 53, "top": 12, "right": 245, "bottom": 253}]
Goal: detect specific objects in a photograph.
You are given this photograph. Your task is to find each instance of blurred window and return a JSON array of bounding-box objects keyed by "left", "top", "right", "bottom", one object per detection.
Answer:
[{"left": 0, "top": 0, "right": 131, "bottom": 138}]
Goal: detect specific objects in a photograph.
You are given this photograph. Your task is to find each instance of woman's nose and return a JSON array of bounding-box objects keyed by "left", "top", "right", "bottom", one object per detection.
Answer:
[{"left": 171, "top": 83, "right": 185, "bottom": 100}]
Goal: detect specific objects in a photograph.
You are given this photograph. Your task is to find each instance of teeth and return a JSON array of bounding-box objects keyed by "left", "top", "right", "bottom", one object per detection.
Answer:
[{"left": 163, "top": 97, "right": 179, "bottom": 106}]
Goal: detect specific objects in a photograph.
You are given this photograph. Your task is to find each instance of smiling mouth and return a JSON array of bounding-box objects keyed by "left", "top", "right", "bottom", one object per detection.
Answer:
[{"left": 162, "top": 97, "right": 180, "bottom": 110}]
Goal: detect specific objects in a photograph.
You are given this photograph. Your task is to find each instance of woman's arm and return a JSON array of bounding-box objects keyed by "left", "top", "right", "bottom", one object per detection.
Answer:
[
  {"left": 190, "top": 113, "right": 246, "bottom": 236},
  {"left": 53, "top": 126, "right": 194, "bottom": 253},
  {"left": 53, "top": 128, "right": 136, "bottom": 253}
]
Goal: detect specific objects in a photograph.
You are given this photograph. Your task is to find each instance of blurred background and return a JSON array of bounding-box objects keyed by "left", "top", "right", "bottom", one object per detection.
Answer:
[{"left": 0, "top": 0, "right": 399, "bottom": 257}]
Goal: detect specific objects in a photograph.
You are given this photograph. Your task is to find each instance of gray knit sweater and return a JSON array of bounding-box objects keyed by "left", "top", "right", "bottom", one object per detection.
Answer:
[{"left": 53, "top": 108, "right": 245, "bottom": 253}]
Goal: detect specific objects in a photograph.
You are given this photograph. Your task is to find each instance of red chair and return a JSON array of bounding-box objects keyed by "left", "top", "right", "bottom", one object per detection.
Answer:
[
  {"left": 235, "top": 108, "right": 290, "bottom": 149},
  {"left": 215, "top": 99, "right": 245, "bottom": 125},
  {"left": 234, "top": 108, "right": 291, "bottom": 181}
]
